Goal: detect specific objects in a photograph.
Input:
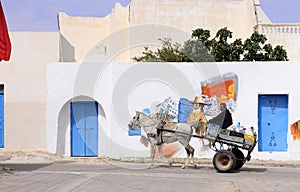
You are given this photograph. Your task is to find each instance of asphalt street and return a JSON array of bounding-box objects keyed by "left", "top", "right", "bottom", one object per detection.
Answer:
[{"left": 0, "top": 160, "right": 300, "bottom": 192}]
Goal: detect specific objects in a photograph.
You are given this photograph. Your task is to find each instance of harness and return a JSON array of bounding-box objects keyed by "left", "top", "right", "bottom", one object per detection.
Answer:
[{"left": 147, "top": 126, "right": 164, "bottom": 145}]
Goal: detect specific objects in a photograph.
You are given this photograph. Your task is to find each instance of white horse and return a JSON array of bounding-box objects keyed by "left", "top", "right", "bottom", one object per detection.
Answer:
[{"left": 128, "top": 111, "right": 196, "bottom": 169}]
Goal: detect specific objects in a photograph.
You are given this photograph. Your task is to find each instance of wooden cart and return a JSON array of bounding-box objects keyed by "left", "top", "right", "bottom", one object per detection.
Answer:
[{"left": 205, "top": 124, "right": 257, "bottom": 172}]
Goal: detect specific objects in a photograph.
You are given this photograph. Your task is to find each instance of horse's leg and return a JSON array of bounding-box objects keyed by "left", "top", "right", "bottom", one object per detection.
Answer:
[
  {"left": 182, "top": 150, "right": 190, "bottom": 169},
  {"left": 149, "top": 141, "right": 156, "bottom": 169},
  {"left": 158, "top": 144, "right": 163, "bottom": 159},
  {"left": 182, "top": 144, "right": 195, "bottom": 169},
  {"left": 182, "top": 146, "right": 191, "bottom": 169},
  {"left": 188, "top": 144, "right": 196, "bottom": 168}
]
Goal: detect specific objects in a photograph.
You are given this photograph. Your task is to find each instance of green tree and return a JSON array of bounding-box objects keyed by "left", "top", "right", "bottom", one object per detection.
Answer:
[
  {"left": 133, "top": 28, "right": 288, "bottom": 62},
  {"left": 132, "top": 38, "right": 186, "bottom": 62},
  {"left": 182, "top": 39, "right": 214, "bottom": 62},
  {"left": 210, "top": 27, "right": 234, "bottom": 61},
  {"left": 181, "top": 28, "right": 214, "bottom": 62},
  {"left": 243, "top": 31, "right": 267, "bottom": 61},
  {"left": 191, "top": 28, "right": 211, "bottom": 49},
  {"left": 270, "top": 45, "right": 288, "bottom": 61},
  {"left": 242, "top": 32, "right": 288, "bottom": 61}
]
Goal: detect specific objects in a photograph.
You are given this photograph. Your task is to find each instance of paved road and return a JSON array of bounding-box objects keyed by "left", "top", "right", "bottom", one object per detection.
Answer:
[{"left": 0, "top": 160, "right": 299, "bottom": 192}]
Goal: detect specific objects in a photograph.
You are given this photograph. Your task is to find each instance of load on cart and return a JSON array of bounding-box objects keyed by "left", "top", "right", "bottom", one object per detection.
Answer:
[{"left": 205, "top": 102, "right": 257, "bottom": 172}]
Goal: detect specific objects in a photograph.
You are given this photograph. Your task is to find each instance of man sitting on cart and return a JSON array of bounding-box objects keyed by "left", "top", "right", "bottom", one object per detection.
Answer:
[{"left": 209, "top": 103, "right": 233, "bottom": 129}]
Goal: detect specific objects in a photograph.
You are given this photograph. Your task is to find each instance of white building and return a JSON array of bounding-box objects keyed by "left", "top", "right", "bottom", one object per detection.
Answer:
[{"left": 46, "top": 61, "right": 300, "bottom": 160}]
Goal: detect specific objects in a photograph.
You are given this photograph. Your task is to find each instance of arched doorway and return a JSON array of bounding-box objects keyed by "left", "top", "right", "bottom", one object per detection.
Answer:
[{"left": 56, "top": 96, "right": 105, "bottom": 157}]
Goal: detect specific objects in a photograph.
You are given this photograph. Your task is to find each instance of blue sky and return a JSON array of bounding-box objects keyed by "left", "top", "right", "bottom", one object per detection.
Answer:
[{"left": 1, "top": 0, "right": 300, "bottom": 31}]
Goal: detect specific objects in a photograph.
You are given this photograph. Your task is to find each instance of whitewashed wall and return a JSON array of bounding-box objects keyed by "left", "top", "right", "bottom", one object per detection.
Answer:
[{"left": 47, "top": 61, "right": 300, "bottom": 160}]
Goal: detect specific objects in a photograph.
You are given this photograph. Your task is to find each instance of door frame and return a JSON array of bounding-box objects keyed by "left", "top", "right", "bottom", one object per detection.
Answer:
[{"left": 0, "top": 90, "right": 4, "bottom": 148}]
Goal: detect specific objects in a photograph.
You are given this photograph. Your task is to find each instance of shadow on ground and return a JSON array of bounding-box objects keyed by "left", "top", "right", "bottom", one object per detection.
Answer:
[
  {"left": 238, "top": 167, "right": 268, "bottom": 173},
  {"left": 1, "top": 163, "right": 53, "bottom": 172}
]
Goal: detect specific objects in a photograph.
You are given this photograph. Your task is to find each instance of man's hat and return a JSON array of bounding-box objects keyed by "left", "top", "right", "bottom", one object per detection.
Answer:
[{"left": 190, "top": 96, "right": 207, "bottom": 105}]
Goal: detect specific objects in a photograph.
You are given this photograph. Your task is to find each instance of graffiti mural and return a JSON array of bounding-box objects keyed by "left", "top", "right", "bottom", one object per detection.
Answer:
[
  {"left": 201, "top": 72, "right": 238, "bottom": 115},
  {"left": 291, "top": 120, "right": 300, "bottom": 140},
  {"left": 128, "top": 72, "right": 240, "bottom": 157}
]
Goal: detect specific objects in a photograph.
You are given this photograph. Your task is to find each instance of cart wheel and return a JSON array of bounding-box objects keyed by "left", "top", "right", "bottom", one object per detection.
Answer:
[
  {"left": 231, "top": 148, "right": 245, "bottom": 170},
  {"left": 213, "top": 150, "right": 236, "bottom": 173}
]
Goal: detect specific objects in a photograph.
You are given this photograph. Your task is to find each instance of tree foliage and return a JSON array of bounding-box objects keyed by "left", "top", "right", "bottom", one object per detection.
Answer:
[
  {"left": 132, "top": 38, "right": 186, "bottom": 62},
  {"left": 133, "top": 27, "right": 288, "bottom": 62}
]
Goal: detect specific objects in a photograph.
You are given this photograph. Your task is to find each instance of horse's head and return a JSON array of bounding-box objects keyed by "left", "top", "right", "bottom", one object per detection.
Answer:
[{"left": 128, "top": 111, "right": 142, "bottom": 130}]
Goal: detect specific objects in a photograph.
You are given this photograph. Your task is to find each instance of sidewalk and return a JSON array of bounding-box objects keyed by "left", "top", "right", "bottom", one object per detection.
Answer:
[{"left": 1, "top": 150, "right": 300, "bottom": 168}]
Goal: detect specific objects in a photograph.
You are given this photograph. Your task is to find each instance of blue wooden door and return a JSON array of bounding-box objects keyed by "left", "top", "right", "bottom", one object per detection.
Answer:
[
  {"left": 258, "top": 94, "right": 288, "bottom": 152},
  {"left": 71, "top": 102, "right": 98, "bottom": 156},
  {"left": 0, "top": 91, "right": 4, "bottom": 147}
]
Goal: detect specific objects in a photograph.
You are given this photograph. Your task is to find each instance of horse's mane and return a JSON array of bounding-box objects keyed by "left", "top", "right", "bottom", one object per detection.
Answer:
[{"left": 137, "top": 111, "right": 171, "bottom": 127}]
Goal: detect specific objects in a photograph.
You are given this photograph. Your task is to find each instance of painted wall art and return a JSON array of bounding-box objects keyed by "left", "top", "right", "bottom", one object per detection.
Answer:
[
  {"left": 291, "top": 120, "right": 300, "bottom": 140},
  {"left": 128, "top": 72, "right": 239, "bottom": 157}
]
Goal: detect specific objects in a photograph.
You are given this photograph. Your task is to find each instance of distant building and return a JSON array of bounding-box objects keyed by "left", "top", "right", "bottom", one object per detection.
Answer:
[{"left": 58, "top": 0, "right": 300, "bottom": 62}]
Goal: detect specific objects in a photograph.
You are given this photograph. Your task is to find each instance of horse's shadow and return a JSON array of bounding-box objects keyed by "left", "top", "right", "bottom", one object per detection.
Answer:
[{"left": 147, "top": 162, "right": 207, "bottom": 170}]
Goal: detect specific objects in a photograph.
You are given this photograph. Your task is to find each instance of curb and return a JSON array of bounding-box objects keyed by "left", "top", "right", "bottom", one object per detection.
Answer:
[{"left": 1, "top": 152, "right": 300, "bottom": 168}]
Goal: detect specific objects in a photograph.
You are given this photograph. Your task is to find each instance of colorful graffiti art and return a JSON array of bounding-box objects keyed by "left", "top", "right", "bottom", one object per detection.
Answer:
[
  {"left": 201, "top": 72, "right": 238, "bottom": 115},
  {"left": 291, "top": 120, "right": 300, "bottom": 140}
]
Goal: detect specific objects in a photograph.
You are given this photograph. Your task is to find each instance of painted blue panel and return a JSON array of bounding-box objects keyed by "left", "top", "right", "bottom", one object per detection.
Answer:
[
  {"left": 128, "top": 126, "right": 141, "bottom": 136},
  {"left": 178, "top": 98, "right": 193, "bottom": 123},
  {"left": 84, "top": 102, "right": 98, "bottom": 157},
  {"left": 258, "top": 95, "right": 288, "bottom": 152},
  {"left": 142, "top": 108, "right": 150, "bottom": 115},
  {"left": 0, "top": 92, "right": 4, "bottom": 147}
]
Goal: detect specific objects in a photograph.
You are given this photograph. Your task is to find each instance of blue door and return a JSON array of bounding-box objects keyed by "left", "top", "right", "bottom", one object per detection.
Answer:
[
  {"left": 71, "top": 102, "right": 98, "bottom": 156},
  {"left": 0, "top": 91, "right": 4, "bottom": 147},
  {"left": 258, "top": 94, "right": 288, "bottom": 152}
]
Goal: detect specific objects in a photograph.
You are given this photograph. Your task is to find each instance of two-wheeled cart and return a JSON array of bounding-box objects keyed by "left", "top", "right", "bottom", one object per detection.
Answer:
[
  {"left": 160, "top": 123, "right": 257, "bottom": 172},
  {"left": 204, "top": 124, "right": 257, "bottom": 173}
]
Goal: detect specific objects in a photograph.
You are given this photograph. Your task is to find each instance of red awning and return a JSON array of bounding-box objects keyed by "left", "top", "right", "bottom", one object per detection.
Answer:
[{"left": 0, "top": 1, "right": 11, "bottom": 61}]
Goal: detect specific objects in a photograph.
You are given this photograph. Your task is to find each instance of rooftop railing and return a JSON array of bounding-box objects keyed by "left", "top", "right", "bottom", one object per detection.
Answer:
[{"left": 255, "top": 24, "right": 300, "bottom": 34}]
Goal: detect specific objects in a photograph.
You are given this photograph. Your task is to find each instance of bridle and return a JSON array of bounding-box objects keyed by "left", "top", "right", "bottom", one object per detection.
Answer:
[
  {"left": 132, "top": 112, "right": 160, "bottom": 128},
  {"left": 132, "top": 112, "right": 141, "bottom": 126}
]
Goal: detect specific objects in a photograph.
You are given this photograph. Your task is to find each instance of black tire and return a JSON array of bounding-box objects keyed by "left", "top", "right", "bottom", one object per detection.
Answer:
[
  {"left": 231, "top": 148, "right": 245, "bottom": 170},
  {"left": 213, "top": 150, "right": 236, "bottom": 173}
]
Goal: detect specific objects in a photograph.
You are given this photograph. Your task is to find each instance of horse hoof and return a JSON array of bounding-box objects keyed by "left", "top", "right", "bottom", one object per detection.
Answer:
[
  {"left": 194, "top": 164, "right": 197, "bottom": 168},
  {"left": 148, "top": 165, "right": 153, "bottom": 169},
  {"left": 181, "top": 165, "right": 186, "bottom": 169}
]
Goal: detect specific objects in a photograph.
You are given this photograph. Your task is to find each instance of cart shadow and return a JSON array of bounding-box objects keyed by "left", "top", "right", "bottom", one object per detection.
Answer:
[{"left": 236, "top": 167, "right": 268, "bottom": 173}]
